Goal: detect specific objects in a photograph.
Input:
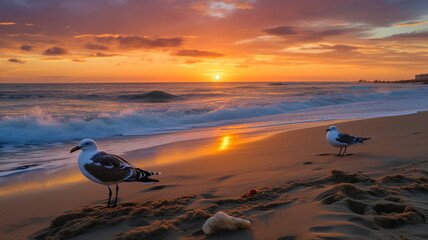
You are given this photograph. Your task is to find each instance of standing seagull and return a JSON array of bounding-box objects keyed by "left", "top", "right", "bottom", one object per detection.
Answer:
[
  {"left": 325, "top": 126, "right": 372, "bottom": 156},
  {"left": 70, "top": 139, "right": 160, "bottom": 208}
]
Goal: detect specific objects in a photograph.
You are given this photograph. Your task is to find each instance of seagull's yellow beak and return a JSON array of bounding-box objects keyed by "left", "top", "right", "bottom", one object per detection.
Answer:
[{"left": 70, "top": 146, "right": 81, "bottom": 153}]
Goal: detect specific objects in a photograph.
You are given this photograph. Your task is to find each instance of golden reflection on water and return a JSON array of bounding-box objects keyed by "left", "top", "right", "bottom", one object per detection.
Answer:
[{"left": 219, "top": 135, "right": 231, "bottom": 151}]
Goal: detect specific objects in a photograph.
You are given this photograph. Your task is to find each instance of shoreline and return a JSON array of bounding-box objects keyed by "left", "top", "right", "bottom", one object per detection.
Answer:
[
  {"left": 0, "top": 118, "right": 355, "bottom": 197},
  {"left": 1, "top": 111, "right": 428, "bottom": 239}
]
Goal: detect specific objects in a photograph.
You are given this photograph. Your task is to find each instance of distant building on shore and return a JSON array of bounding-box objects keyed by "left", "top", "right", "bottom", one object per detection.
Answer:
[{"left": 415, "top": 74, "right": 428, "bottom": 80}]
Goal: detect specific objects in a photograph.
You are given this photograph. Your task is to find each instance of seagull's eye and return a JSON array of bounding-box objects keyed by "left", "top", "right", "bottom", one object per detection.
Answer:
[{"left": 85, "top": 142, "right": 90, "bottom": 145}]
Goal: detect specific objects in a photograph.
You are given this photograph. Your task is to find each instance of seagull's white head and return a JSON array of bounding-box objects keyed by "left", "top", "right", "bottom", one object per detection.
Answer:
[
  {"left": 70, "top": 138, "right": 98, "bottom": 153},
  {"left": 326, "top": 126, "right": 338, "bottom": 132}
]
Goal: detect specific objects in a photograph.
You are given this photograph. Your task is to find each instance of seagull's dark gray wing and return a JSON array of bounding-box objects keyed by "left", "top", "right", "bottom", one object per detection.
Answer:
[
  {"left": 90, "top": 151, "right": 133, "bottom": 169},
  {"left": 83, "top": 152, "right": 134, "bottom": 183},
  {"left": 85, "top": 152, "right": 160, "bottom": 183},
  {"left": 336, "top": 133, "right": 358, "bottom": 144}
]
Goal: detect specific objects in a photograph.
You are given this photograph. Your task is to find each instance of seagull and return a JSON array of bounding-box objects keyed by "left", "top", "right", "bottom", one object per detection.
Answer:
[
  {"left": 325, "top": 126, "right": 372, "bottom": 156},
  {"left": 70, "top": 139, "right": 160, "bottom": 208}
]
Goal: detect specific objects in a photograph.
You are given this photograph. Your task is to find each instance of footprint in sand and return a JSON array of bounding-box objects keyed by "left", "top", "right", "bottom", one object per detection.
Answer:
[{"left": 316, "top": 171, "right": 427, "bottom": 230}]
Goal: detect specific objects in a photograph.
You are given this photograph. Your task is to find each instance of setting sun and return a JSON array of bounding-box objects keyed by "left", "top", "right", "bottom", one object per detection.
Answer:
[{"left": 214, "top": 75, "right": 221, "bottom": 80}]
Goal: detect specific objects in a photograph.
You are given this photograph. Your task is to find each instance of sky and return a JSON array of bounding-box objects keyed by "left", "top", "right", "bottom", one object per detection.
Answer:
[{"left": 1, "top": 0, "right": 428, "bottom": 83}]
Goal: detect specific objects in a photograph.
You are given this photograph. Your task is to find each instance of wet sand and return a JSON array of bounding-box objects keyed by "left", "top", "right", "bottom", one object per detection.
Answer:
[{"left": 1, "top": 112, "right": 428, "bottom": 240}]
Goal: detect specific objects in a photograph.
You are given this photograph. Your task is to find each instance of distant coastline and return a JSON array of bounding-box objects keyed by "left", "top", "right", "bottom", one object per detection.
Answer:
[
  {"left": 358, "top": 74, "right": 428, "bottom": 84},
  {"left": 358, "top": 79, "right": 428, "bottom": 84}
]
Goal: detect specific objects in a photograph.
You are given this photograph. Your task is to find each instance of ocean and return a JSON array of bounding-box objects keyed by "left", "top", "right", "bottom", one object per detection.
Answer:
[{"left": 1, "top": 82, "right": 428, "bottom": 180}]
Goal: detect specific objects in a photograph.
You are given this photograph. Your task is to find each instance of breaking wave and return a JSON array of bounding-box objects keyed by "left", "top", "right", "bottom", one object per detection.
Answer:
[{"left": 2, "top": 86, "right": 428, "bottom": 145}]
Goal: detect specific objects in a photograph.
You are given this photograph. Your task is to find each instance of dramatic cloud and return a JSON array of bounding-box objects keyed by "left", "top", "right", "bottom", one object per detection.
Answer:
[
  {"left": 378, "top": 31, "right": 428, "bottom": 40},
  {"left": 263, "top": 25, "right": 357, "bottom": 43},
  {"left": 20, "top": 44, "right": 33, "bottom": 51},
  {"left": 85, "top": 43, "right": 108, "bottom": 50},
  {"left": 264, "top": 26, "right": 297, "bottom": 35},
  {"left": 395, "top": 20, "right": 428, "bottom": 27},
  {"left": 43, "top": 46, "right": 69, "bottom": 55},
  {"left": 282, "top": 43, "right": 359, "bottom": 54},
  {"left": 95, "top": 36, "right": 184, "bottom": 49},
  {"left": 174, "top": 49, "right": 224, "bottom": 58},
  {"left": 8, "top": 58, "right": 25, "bottom": 63}
]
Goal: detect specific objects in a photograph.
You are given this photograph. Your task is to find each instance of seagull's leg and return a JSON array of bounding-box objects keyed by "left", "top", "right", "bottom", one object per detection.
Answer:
[
  {"left": 114, "top": 184, "right": 119, "bottom": 207},
  {"left": 107, "top": 186, "right": 112, "bottom": 208},
  {"left": 337, "top": 148, "right": 342, "bottom": 156},
  {"left": 342, "top": 147, "right": 347, "bottom": 156}
]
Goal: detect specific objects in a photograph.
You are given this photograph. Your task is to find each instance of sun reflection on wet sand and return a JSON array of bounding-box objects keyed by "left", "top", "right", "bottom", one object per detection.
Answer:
[
  {"left": 133, "top": 133, "right": 248, "bottom": 167},
  {"left": 0, "top": 170, "right": 86, "bottom": 197},
  {"left": 141, "top": 133, "right": 274, "bottom": 167},
  {"left": 144, "top": 137, "right": 229, "bottom": 166}
]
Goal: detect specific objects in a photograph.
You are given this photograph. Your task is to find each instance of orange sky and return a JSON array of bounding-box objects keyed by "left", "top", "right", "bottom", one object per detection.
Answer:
[{"left": 1, "top": 0, "right": 428, "bottom": 83}]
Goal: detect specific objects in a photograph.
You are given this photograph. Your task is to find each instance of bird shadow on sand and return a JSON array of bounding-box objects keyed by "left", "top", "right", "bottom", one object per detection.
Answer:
[
  {"left": 317, "top": 153, "right": 354, "bottom": 157},
  {"left": 91, "top": 199, "right": 121, "bottom": 206},
  {"left": 317, "top": 153, "right": 333, "bottom": 156},
  {"left": 141, "top": 184, "right": 180, "bottom": 192}
]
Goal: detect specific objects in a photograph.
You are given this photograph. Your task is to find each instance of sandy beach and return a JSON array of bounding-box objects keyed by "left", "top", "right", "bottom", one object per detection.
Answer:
[{"left": 1, "top": 111, "right": 428, "bottom": 240}]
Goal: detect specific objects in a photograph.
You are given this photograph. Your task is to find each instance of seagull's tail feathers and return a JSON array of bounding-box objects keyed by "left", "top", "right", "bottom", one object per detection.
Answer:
[
  {"left": 126, "top": 168, "right": 161, "bottom": 183},
  {"left": 357, "top": 137, "right": 373, "bottom": 143}
]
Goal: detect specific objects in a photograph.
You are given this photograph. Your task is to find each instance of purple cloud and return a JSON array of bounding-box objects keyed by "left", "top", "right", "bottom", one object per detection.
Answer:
[
  {"left": 264, "top": 25, "right": 356, "bottom": 43},
  {"left": 8, "top": 58, "right": 25, "bottom": 63},
  {"left": 20, "top": 44, "right": 33, "bottom": 51},
  {"left": 85, "top": 43, "right": 108, "bottom": 50},
  {"left": 264, "top": 26, "right": 297, "bottom": 35},
  {"left": 95, "top": 35, "right": 184, "bottom": 49},
  {"left": 378, "top": 31, "right": 428, "bottom": 41},
  {"left": 43, "top": 46, "right": 69, "bottom": 55}
]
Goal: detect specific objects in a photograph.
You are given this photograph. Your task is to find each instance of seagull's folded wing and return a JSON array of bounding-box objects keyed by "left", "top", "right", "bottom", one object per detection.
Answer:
[
  {"left": 336, "top": 133, "right": 357, "bottom": 144},
  {"left": 84, "top": 152, "right": 135, "bottom": 182}
]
